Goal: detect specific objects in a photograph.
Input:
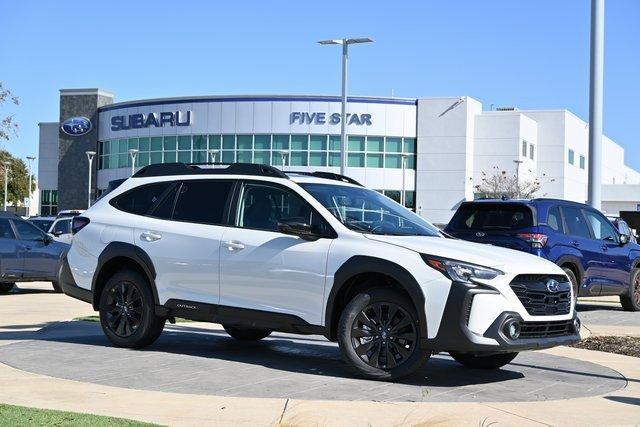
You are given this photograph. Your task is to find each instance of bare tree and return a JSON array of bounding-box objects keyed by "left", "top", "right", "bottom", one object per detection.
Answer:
[
  {"left": 0, "top": 82, "right": 20, "bottom": 141},
  {"left": 472, "top": 166, "right": 553, "bottom": 199}
]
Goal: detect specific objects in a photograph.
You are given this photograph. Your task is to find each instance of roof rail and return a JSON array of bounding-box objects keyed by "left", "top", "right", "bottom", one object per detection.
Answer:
[
  {"left": 286, "top": 171, "right": 363, "bottom": 186},
  {"left": 132, "top": 163, "right": 288, "bottom": 179}
]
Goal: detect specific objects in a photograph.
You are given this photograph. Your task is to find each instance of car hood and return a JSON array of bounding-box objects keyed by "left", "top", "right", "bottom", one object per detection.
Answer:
[{"left": 364, "top": 234, "right": 562, "bottom": 273}]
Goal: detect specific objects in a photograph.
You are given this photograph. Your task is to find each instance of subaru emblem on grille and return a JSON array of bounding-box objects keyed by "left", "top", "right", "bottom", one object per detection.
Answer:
[
  {"left": 475, "top": 231, "right": 485, "bottom": 237},
  {"left": 546, "top": 279, "right": 560, "bottom": 293}
]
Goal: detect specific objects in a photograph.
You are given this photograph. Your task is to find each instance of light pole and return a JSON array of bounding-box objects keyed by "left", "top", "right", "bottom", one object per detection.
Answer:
[
  {"left": 26, "top": 156, "right": 35, "bottom": 215},
  {"left": 208, "top": 149, "right": 220, "bottom": 164},
  {"left": 318, "top": 37, "right": 373, "bottom": 175},
  {"left": 85, "top": 151, "right": 96, "bottom": 208},
  {"left": 513, "top": 159, "right": 524, "bottom": 198},
  {"left": 400, "top": 153, "right": 409, "bottom": 207},
  {"left": 128, "top": 149, "right": 139, "bottom": 176},
  {"left": 587, "top": 0, "right": 604, "bottom": 210},
  {"left": 3, "top": 162, "right": 10, "bottom": 211},
  {"left": 278, "top": 150, "right": 289, "bottom": 170}
]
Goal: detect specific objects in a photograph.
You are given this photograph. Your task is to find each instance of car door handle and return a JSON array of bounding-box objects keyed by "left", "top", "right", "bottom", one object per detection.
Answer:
[
  {"left": 140, "top": 231, "right": 162, "bottom": 242},
  {"left": 571, "top": 241, "right": 580, "bottom": 247},
  {"left": 222, "top": 240, "right": 245, "bottom": 251}
]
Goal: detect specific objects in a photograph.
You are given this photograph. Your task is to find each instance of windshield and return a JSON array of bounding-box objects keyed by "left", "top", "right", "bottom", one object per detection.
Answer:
[
  {"left": 31, "top": 219, "right": 53, "bottom": 232},
  {"left": 446, "top": 203, "right": 534, "bottom": 232},
  {"left": 300, "top": 183, "right": 440, "bottom": 237}
]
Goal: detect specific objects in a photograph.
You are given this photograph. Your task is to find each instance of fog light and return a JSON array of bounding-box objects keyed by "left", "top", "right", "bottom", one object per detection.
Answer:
[
  {"left": 573, "top": 317, "right": 581, "bottom": 333},
  {"left": 504, "top": 320, "right": 521, "bottom": 340}
]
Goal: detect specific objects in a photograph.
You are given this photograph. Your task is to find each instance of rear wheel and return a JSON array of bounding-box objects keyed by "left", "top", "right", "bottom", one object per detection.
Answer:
[
  {"left": 450, "top": 351, "right": 519, "bottom": 369},
  {"left": 223, "top": 325, "right": 272, "bottom": 341},
  {"left": 562, "top": 267, "right": 579, "bottom": 305},
  {"left": 0, "top": 282, "right": 14, "bottom": 293},
  {"left": 338, "top": 287, "right": 430, "bottom": 381},
  {"left": 99, "top": 269, "right": 165, "bottom": 348},
  {"left": 620, "top": 268, "right": 640, "bottom": 312}
]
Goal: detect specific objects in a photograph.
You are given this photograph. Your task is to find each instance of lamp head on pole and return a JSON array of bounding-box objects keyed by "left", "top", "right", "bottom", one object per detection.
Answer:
[{"left": 317, "top": 37, "right": 373, "bottom": 46}]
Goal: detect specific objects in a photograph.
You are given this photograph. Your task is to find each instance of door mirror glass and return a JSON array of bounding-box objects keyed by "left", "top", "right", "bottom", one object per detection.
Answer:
[
  {"left": 52, "top": 230, "right": 63, "bottom": 237},
  {"left": 619, "top": 233, "right": 630, "bottom": 245},
  {"left": 277, "top": 218, "right": 318, "bottom": 241}
]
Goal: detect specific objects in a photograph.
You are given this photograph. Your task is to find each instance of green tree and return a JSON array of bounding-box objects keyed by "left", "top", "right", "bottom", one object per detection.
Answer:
[
  {"left": 0, "top": 82, "right": 19, "bottom": 141},
  {"left": 0, "top": 150, "right": 35, "bottom": 212}
]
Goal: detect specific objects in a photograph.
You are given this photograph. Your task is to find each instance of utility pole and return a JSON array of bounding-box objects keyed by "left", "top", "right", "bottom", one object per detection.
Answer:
[
  {"left": 3, "top": 162, "right": 10, "bottom": 211},
  {"left": 26, "top": 156, "right": 35, "bottom": 216},
  {"left": 587, "top": 0, "right": 604, "bottom": 209}
]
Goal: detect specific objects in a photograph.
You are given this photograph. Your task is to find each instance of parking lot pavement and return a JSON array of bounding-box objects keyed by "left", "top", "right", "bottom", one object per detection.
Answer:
[
  {"left": 577, "top": 297, "right": 640, "bottom": 337},
  {"left": 0, "top": 283, "right": 639, "bottom": 426}
]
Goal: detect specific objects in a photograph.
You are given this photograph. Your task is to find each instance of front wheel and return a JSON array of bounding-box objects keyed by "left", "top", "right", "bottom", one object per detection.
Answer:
[
  {"left": 620, "top": 268, "right": 640, "bottom": 312},
  {"left": 562, "top": 267, "right": 579, "bottom": 305},
  {"left": 338, "top": 287, "right": 430, "bottom": 381},
  {"left": 0, "top": 282, "right": 14, "bottom": 293},
  {"left": 223, "top": 325, "right": 272, "bottom": 341},
  {"left": 449, "top": 351, "right": 518, "bottom": 369},
  {"left": 98, "top": 269, "right": 165, "bottom": 348}
]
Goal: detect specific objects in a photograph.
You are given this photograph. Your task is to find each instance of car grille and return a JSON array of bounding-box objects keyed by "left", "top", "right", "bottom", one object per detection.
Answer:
[
  {"left": 519, "top": 319, "right": 575, "bottom": 339},
  {"left": 510, "top": 274, "right": 571, "bottom": 316}
]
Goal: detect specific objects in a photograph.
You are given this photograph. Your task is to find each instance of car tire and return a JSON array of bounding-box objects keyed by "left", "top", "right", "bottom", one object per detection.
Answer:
[
  {"left": 562, "top": 267, "right": 579, "bottom": 305},
  {"left": 51, "top": 281, "right": 63, "bottom": 293},
  {"left": 223, "top": 325, "right": 272, "bottom": 341},
  {"left": 98, "top": 269, "right": 165, "bottom": 348},
  {"left": 620, "top": 268, "right": 640, "bottom": 312},
  {"left": 338, "top": 287, "right": 430, "bottom": 381},
  {"left": 449, "top": 351, "right": 519, "bottom": 369},
  {"left": 0, "top": 282, "right": 14, "bottom": 293}
]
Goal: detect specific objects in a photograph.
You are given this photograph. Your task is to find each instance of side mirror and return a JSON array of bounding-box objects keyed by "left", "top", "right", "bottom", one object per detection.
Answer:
[
  {"left": 42, "top": 234, "right": 53, "bottom": 245},
  {"left": 619, "top": 233, "right": 630, "bottom": 246},
  {"left": 277, "top": 218, "right": 319, "bottom": 241},
  {"left": 52, "top": 231, "right": 63, "bottom": 237}
]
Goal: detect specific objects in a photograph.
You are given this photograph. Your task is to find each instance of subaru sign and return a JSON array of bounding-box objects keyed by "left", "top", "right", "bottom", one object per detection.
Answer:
[
  {"left": 61, "top": 117, "right": 92, "bottom": 136},
  {"left": 290, "top": 112, "right": 372, "bottom": 126},
  {"left": 111, "top": 111, "right": 192, "bottom": 131}
]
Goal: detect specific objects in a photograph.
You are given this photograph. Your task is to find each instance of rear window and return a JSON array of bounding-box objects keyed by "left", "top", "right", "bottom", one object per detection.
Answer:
[
  {"left": 112, "top": 182, "right": 174, "bottom": 215},
  {"left": 447, "top": 203, "right": 534, "bottom": 232}
]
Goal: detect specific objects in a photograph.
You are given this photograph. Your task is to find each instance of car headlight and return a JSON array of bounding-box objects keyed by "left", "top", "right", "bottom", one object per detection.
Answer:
[{"left": 422, "top": 255, "right": 503, "bottom": 283}]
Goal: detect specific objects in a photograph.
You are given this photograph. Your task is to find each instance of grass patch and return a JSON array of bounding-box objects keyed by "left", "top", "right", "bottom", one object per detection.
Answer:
[
  {"left": 0, "top": 403, "right": 159, "bottom": 426},
  {"left": 571, "top": 336, "right": 640, "bottom": 358},
  {"left": 73, "top": 315, "right": 192, "bottom": 323}
]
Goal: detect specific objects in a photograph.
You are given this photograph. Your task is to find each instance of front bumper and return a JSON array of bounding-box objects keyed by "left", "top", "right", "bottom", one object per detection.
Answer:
[
  {"left": 58, "top": 255, "right": 93, "bottom": 304},
  {"left": 423, "top": 281, "right": 581, "bottom": 353}
]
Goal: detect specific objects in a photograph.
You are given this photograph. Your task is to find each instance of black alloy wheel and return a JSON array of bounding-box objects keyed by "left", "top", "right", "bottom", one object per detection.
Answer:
[
  {"left": 350, "top": 302, "right": 417, "bottom": 370},
  {"left": 104, "top": 281, "right": 144, "bottom": 338},
  {"left": 621, "top": 268, "right": 640, "bottom": 312}
]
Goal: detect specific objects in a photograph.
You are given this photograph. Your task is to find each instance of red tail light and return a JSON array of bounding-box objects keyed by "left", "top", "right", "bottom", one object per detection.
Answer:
[
  {"left": 517, "top": 232, "right": 548, "bottom": 248},
  {"left": 72, "top": 216, "right": 90, "bottom": 235}
]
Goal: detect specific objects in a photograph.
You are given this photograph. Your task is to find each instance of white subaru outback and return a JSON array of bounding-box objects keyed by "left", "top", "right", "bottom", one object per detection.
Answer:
[{"left": 60, "top": 163, "right": 580, "bottom": 380}]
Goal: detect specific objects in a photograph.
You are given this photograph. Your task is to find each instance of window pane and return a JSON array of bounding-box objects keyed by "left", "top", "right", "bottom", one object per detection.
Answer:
[
  {"left": 208, "top": 135, "right": 221, "bottom": 150},
  {"left": 348, "top": 153, "right": 364, "bottom": 167},
  {"left": 139, "top": 152, "right": 150, "bottom": 167},
  {"left": 403, "top": 138, "right": 416, "bottom": 154},
  {"left": 163, "top": 136, "right": 177, "bottom": 151},
  {"left": 583, "top": 210, "right": 618, "bottom": 241},
  {"left": 222, "top": 135, "right": 235, "bottom": 149},
  {"left": 193, "top": 135, "right": 207, "bottom": 150},
  {"left": 128, "top": 138, "right": 139, "bottom": 150},
  {"left": 291, "top": 135, "right": 308, "bottom": 150},
  {"left": 150, "top": 184, "right": 179, "bottom": 219},
  {"left": 254, "top": 135, "right": 270, "bottom": 150},
  {"left": 385, "top": 154, "right": 401, "bottom": 168},
  {"left": 522, "top": 140, "right": 527, "bottom": 156},
  {"left": 406, "top": 155, "right": 415, "bottom": 169},
  {"left": 237, "top": 151, "right": 252, "bottom": 163},
  {"left": 139, "top": 137, "right": 150, "bottom": 152},
  {"left": 385, "top": 190, "right": 401, "bottom": 203},
  {"left": 329, "top": 135, "right": 341, "bottom": 151},
  {"left": 405, "top": 191, "right": 415, "bottom": 209},
  {"left": 178, "top": 151, "right": 191, "bottom": 163},
  {"left": 192, "top": 151, "right": 207, "bottom": 163},
  {"left": 119, "top": 154, "right": 127, "bottom": 168},
  {"left": 547, "top": 206, "right": 564, "bottom": 233},
  {"left": 13, "top": 220, "right": 44, "bottom": 241},
  {"left": 102, "top": 141, "right": 110, "bottom": 154},
  {"left": 164, "top": 152, "right": 176, "bottom": 163},
  {"left": 529, "top": 144, "right": 535, "bottom": 160},
  {"left": 114, "top": 182, "right": 173, "bottom": 215},
  {"left": 110, "top": 140, "right": 119, "bottom": 154},
  {"left": 310, "top": 135, "right": 327, "bottom": 151},
  {"left": 366, "top": 153, "right": 383, "bottom": 168},
  {"left": 348, "top": 136, "right": 365, "bottom": 152},
  {"left": 329, "top": 152, "right": 341, "bottom": 167},
  {"left": 254, "top": 151, "right": 270, "bottom": 165},
  {"left": 173, "top": 181, "right": 233, "bottom": 225},
  {"left": 0, "top": 219, "right": 15, "bottom": 239},
  {"left": 222, "top": 151, "right": 235, "bottom": 163},
  {"left": 119, "top": 139, "right": 128, "bottom": 153},
  {"left": 367, "top": 137, "right": 383, "bottom": 152},
  {"left": 290, "top": 151, "right": 308, "bottom": 166},
  {"left": 237, "top": 135, "right": 253, "bottom": 150},
  {"left": 178, "top": 136, "right": 191, "bottom": 150},
  {"left": 568, "top": 149, "right": 575, "bottom": 165},
  {"left": 579, "top": 155, "right": 585, "bottom": 169},
  {"left": 309, "top": 152, "right": 326, "bottom": 166},
  {"left": 150, "top": 137, "right": 163, "bottom": 151},
  {"left": 386, "top": 137, "right": 402, "bottom": 152},
  {"left": 150, "top": 152, "right": 162, "bottom": 164},
  {"left": 562, "top": 207, "right": 591, "bottom": 238},
  {"left": 273, "top": 135, "right": 289, "bottom": 150}
]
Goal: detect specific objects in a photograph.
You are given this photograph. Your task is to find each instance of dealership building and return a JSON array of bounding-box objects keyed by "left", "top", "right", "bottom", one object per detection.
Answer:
[{"left": 38, "top": 88, "right": 640, "bottom": 223}]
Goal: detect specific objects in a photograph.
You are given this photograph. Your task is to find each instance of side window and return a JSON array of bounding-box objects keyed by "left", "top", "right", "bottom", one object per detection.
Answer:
[
  {"left": 149, "top": 184, "right": 179, "bottom": 220},
  {"left": 52, "top": 219, "right": 71, "bottom": 234},
  {"left": 583, "top": 210, "right": 618, "bottom": 241},
  {"left": 546, "top": 206, "right": 564, "bottom": 233},
  {"left": 0, "top": 219, "right": 15, "bottom": 239},
  {"left": 13, "top": 220, "right": 45, "bottom": 241},
  {"left": 112, "top": 182, "right": 173, "bottom": 215},
  {"left": 561, "top": 207, "right": 591, "bottom": 239},
  {"left": 237, "top": 183, "right": 330, "bottom": 234},
  {"left": 172, "top": 180, "right": 233, "bottom": 225}
]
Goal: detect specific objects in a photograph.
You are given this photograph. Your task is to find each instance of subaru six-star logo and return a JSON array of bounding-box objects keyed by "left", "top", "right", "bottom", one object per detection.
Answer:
[
  {"left": 546, "top": 279, "right": 561, "bottom": 293},
  {"left": 61, "top": 117, "right": 92, "bottom": 136},
  {"left": 475, "top": 231, "right": 485, "bottom": 237}
]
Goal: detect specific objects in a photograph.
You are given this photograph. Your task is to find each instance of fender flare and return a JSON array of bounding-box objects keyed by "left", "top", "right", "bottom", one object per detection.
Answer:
[
  {"left": 325, "top": 256, "right": 428, "bottom": 340},
  {"left": 555, "top": 254, "right": 585, "bottom": 284},
  {"left": 92, "top": 242, "right": 158, "bottom": 308}
]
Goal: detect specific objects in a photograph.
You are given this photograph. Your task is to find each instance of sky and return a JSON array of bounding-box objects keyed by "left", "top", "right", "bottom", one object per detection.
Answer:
[{"left": 1, "top": 0, "right": 639, "bottom": 173}]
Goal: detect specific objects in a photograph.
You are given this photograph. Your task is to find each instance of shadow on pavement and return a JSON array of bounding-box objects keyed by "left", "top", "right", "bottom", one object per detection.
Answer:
[
  {"left": 577, "top": 303, "right": 623, "bottom": 313},
  {"left": 604, "top": 396, "right": 640, "bottom": 406}
]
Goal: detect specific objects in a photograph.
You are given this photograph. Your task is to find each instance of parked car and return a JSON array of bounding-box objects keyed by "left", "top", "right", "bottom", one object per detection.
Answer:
[
  {"left": 607, "top": 215, "right": 637, "bottom": 244},
  {"left": 0, "top": 211, "right": 70, "bottom": 293},
  {"left": 445, "top": 199, "right": 640, "bottom": 311},
  {"left": 29, "top": 216, "right": 55, "bottom": 233},
  {"left": 59, "top": 163, "right": 580, "bottom": 381},
  {"left": 48, "top": 216, "right": 74, "bottom": 244}
]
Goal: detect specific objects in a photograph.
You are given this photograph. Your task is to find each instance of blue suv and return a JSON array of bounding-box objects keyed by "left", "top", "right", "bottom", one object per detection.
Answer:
[{"left": 444, "top": 199, "right": 640, "bottom": 311}]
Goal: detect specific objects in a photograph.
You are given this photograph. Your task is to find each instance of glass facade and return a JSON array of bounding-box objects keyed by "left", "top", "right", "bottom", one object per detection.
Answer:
[
  {"left": 97, "top": 134, "right": 417, "bottom": 171},
  {"left": 40, "top": 190, "right": 58, "bottom": 216}
]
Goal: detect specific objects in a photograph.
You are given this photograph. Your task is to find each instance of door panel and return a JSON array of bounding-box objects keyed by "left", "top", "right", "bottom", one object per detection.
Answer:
[
  {"left": 0, "top": 219, "right": 22, "bottom": 280},
  {"left": 12, "top": 220, "right": 59, "bottom": 279}
]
